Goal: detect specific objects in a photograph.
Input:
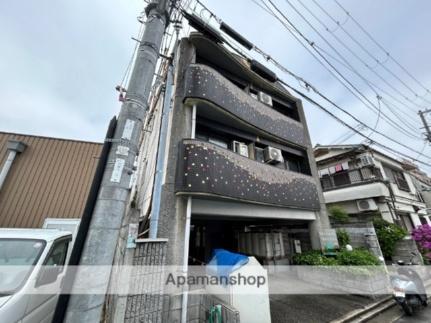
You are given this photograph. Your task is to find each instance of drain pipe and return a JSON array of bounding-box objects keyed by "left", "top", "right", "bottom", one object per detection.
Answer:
[
  {"left": 0, "top": 140, "right": 26, "bottom": 191},
  {"left": 149, "top": 64, "right": 174, "bottom": 239},
  {"left": 181, "top": 104, "right": 196, "bottom": 323}
]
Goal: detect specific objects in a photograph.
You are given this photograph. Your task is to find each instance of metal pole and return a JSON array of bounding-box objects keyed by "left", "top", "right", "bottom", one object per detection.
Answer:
[
  {"left": 419, "top": 110, "right": 431, "bottom": 143},
  {"left": 149, "top": 64, "right": 174, "bottom": 238},
  {"left": 181, "top": 104, "right": 196, "bottom": 323},
  {"left": 0, "top": 150, "right": 17, "bottom": 191},
  {"left": 64, "top": 1, "right": 172, "bottom": 322},
  {"left": 181, "top": 196, "right": 192, "bottom": 323}
]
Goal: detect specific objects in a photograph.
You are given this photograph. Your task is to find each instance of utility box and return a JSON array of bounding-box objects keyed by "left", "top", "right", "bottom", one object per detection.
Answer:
[{"left": 206, "top": 256, "right": 271, "bottom": 323}]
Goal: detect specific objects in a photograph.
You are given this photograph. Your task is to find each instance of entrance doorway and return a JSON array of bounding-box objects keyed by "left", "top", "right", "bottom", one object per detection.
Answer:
[{"left": 188, "top": 217, "right": 311, "bottom": 265}]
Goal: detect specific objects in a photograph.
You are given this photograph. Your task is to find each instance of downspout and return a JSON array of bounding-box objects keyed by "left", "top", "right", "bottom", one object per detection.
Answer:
[
  {"left": 181, "top": 104, "right": 196, "bottom": 323},
  {"left": 149, "top": 63, "right": 174, "bottom": 239},
  {"left": 0, "top": 140, "right": 27, "bottom": 191}
]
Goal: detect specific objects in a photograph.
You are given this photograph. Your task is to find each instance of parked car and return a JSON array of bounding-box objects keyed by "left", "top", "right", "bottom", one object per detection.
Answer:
[{"left": 0, "top": 229, "right": 73, "bottom": 323}]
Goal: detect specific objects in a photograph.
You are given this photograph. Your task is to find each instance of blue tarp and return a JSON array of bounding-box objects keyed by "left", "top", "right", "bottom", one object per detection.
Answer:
[{"left": 207, "top": 249, "right": 249, "bottom": 278}]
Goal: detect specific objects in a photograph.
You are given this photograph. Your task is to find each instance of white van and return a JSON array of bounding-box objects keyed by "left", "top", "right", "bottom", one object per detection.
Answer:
[{"left": 0, "top": 229, "right": 72, "bottom": 323}]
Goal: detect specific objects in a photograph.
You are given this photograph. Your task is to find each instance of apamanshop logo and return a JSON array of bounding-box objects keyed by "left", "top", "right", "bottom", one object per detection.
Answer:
[{"left": 165, "top": 273, "right": 267, "bottom": 288}]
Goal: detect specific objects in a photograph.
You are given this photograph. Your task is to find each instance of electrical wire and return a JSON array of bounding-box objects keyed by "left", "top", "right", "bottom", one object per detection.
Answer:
[
  {"left": 312, "top": 43, "right": 420, "bottom": 127},
  {"left": 282, "top": 82, "right": 431, "bottom": 167},
  {"left": 311, "top": 0, "right": 431, "bottom": 107},
  {"left": 277, "top": 0, "right": 421, "bottom": 139},
  {"left": 299, "top": 0, "right": 427, "bottom": 113},
  {"left": 258, "top": 0, "right": 421, "bottom": 141},
  {"left": 334, "top": 0, "right": 431, "bottom": 100},
  {"left": 179, "top": 0, "right": 431, "bottom": 165}
]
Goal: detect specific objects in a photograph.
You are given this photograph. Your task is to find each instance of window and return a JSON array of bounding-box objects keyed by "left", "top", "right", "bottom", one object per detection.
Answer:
[
  {"left": 208, "top": 137, "right": 228, "bottom": 149},
  {"left": 399, "top": 213, "right": 414, "bottom": 232},
  {"left": 254, "top": 147, "right": 265, "bottom": 163},
  {"left": 383, "top": 166, "right": 410, "bottom": 192},
  {"left": 195, "top": 119, "right": 311, "bottom": 174},
  {"left": 0, "top": 239, "right": 46, "bottom": 294},
  {"left": 271, "top": 98, "right": 300, "bottom": 121},
  {"left": 332, "top": 171, "right": 350, "bottom": 187},
  {"left": 44, "top": 239, "right": 69, "bottom": 270}
]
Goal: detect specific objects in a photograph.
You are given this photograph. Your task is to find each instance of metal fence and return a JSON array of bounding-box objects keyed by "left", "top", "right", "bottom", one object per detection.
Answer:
[{"left": 320, "top": 166, "right": 383, "bottom": 191}]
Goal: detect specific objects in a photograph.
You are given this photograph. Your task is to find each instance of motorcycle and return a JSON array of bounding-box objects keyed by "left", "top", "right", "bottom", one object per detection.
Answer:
[{"left": 390, "top": 252, "right": 427, "bottom": 316}]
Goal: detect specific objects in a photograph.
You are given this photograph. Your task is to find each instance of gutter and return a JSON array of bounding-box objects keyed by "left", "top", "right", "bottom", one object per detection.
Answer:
[{"left": 0, "top": 140, "right": 27, "bottom": 191}]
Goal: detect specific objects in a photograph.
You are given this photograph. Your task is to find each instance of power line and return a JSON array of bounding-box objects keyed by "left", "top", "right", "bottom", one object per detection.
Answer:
[
  {"left": 310, "top": 0, "right": 431, "bottom": 107},
  {"left": 334, "top": 0, "right": 431, "bottom": 100},
  {"left": 180, "top": 0, "right": 431, "bottom": 165},
  {"left": 277, "top": 0, "right": 421, "bottom": 139},
  {"left": 312, "top": 43, "right": 420, "bottom": 127},
  {"left": 258, "top": 0, "right": 421, "bottom": 140},
  {"left": 298, "top": 0, "right": 427, "bottom": 113},
  {"left": 255, "top": 0, "right": 431, "bottom": 157},
  {"left": 282, "top": 82, "right": 431, "bottom": 167}
]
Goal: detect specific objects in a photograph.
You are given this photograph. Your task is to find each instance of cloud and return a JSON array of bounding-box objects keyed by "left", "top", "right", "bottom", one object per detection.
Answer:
[{"left": 0, "top": 0, "right": 430, "bottom": 171}]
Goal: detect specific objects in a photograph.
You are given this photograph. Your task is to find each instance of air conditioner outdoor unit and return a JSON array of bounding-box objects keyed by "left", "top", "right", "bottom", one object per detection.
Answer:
[
  {"left": 356, "top": 198, "right": 378, "bottom": 212},
  {"left": 233, "top": 141, "right": 249, "bottom": 157},
  {"left": 258, "top": 91, "right": 273, "bottom": 107},
  {"left": 264, "top": 146, "right": 284, "bottom": 164},
  {"left": 358, "top": 155, "right": 374, "bottom": 167}
]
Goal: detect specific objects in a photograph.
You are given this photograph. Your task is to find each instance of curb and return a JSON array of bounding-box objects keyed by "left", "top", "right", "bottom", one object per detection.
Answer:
[
  {"left": 329, "top": 296, "right": 394, "bottom": 323},
  {"left": 331, "top": 280, "right": 431, "bottom": 323}
]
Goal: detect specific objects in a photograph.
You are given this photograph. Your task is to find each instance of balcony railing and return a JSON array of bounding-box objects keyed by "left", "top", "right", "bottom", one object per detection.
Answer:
[
  {"left": 184, "top": 64, "right": 308, "bottom": 148},
  {"left": 320, "top": 166, "right": 383, "bottom": 191},
  {"left": 176, "top": 139, "right": 321, "bottom": 210}
]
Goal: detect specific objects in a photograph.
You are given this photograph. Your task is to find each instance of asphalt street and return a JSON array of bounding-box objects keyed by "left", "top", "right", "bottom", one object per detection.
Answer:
[
  {"left": 395, "top": 305, "right": 431, "bottom": 322},
  {"left": 367, "top": 303, "right": 431, "bottom": 323}
]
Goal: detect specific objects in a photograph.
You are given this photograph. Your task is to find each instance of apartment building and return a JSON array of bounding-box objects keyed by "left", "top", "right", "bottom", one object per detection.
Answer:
[
  {"left": 314, "top": 144, "right": 427, "bottom": 231},
  {"left": 135, "top": 30, "right": 335, "bottom": 269}
]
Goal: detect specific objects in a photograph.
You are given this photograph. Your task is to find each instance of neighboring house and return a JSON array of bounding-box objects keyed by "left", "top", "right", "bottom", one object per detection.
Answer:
[
  {"left": 402, "top": 160, "right": 431, "bottom": 223},
  {"left": 135, "top": 32, "right": 335, "bottom": 268},
  {"left": 0, "top": 132, "right": 102, "bottom": 228},
  {"left": 314, "top": 144, "right": 427, "bottom": 231}
]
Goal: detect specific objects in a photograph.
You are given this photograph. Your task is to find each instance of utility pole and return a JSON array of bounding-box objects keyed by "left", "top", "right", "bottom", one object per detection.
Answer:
[
  {"left": 64, "top": 1, "right": 172, "bottom": 322},
  {"left": 419, "top": 109, "right": 431, "bottom": 143}
]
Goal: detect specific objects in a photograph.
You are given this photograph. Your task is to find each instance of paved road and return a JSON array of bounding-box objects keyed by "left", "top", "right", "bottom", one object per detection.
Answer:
[
  {"left": 395, "top": 305, "right": 431, "bottom": 322},
  {"left": 267, "top": 273, "right": 374, "bottom": 323},
  {"left": 270, "top": 294, "right": 374, "bottom": 323},
  {"left": 368, "top": 303, "right": 431, "bottom": 323}
]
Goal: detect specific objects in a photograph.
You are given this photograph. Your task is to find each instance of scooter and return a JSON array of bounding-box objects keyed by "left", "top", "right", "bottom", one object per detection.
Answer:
[{"left": 390, "top": 252, "right": 427, "bottom": 316}]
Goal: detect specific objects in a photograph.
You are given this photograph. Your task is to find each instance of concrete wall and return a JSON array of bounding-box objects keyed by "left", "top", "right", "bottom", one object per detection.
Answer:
[
  {"left": 157, "top": 39, "right": 195, "bottom": 266},
  {"left": 333, "top": 222, "right": 383, "bottom": 258},
  {"left": 392, "top": 237, "right": 423, "bottom": 264}
]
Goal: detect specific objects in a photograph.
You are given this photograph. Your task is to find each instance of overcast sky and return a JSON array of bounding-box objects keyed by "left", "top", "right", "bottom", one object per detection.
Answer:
[{"left": 1, "top": 0, "right": 430, "bottom": 169}]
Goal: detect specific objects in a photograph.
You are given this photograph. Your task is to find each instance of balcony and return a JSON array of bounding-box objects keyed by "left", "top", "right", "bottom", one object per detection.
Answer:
[
  {"left": 320, "top": 166, "right": 384, "bottom": 191},
  {"left": 184, "top": 64, "right": 308, "bottom": 148},
  {"left": 176, "top": 139, "right": 320, "bottom": 210}
]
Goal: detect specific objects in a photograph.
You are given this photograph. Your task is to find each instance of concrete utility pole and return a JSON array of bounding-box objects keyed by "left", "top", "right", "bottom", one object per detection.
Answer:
[
  {"left": 419, "top": 110, "right": 431, "bottom": 143},
  {"left": 64, "top": 1, "right": 172, "bottom": 322}
]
